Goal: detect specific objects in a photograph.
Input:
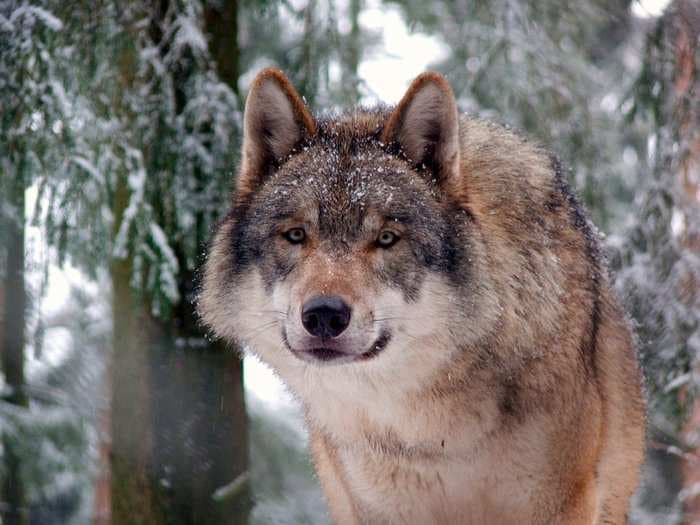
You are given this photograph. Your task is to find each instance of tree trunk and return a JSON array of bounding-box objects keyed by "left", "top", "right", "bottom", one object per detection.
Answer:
[
  {"left": 1, "top": 156, "right": 28, "bottom": 525},
  {"left": 146, "top": 1, "right": 251, "bottom": 523},
  {"left": 205, "top": 0, "right": 239, "bottom": 98},
  {"left": 110, "top": 171, "right": 167, "bottom": 525},
  {"left": 342, "top": 0, "right": 361, "bottom": 103},
  {"left": 300, "top": 0, "right": 317, "bottom": 105},
  {"left": 105, "top": 8, "right": 170, "bottom": 520},
  {"left": 664, "top": 1, "right": 700, "bottom": 522},
  {"left": 200, "top": 2, "right": 250, "bottom": 516},
  {"left": 151, "top": 334, "right": 249, "bottom": 525},
  {"left": 92, "top": 366, "right": 112, "bottom": 524}
]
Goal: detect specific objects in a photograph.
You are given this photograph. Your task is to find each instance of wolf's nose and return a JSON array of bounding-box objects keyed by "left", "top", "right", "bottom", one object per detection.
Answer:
[{"left": 301, "top": 296, "right": 351, "bottom": 339}]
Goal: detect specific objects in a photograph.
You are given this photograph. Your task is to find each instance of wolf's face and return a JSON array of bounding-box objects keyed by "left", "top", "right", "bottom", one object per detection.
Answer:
[
  {"left": 200, "top": 70, "right": 497, "bottom": 394},
  {"left": 230, "top": 145, "right": 474, "bottom": 365}
]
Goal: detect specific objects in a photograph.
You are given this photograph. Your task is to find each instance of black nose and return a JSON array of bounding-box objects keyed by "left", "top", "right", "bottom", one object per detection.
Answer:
[{"left": 301, "top": 296, "right": 352, "bottom": 339}]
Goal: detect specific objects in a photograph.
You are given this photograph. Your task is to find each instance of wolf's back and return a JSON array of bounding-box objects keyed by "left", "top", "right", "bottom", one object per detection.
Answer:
[{"left": 454, "top": 114, "right": 646, "bottom": 522}]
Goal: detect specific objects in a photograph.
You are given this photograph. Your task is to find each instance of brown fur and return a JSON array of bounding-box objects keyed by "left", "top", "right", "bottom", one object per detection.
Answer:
[
  {"left": 239, "top": 68, "right": 316, "bottom": 200},
  {"left": 198, "top": 69, "right": 646, "bottom": 524},
  {"left": 381, "top": 72, "right": 460, "bottom": 184}
]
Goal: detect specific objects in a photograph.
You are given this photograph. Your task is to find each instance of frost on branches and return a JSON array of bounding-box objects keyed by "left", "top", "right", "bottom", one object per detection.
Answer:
[
  {"left": 32, "top": 0, "right": 241, "bottom": 318},
  {"left": 613, "top": 2, "right": 700, "bottom": 436}
]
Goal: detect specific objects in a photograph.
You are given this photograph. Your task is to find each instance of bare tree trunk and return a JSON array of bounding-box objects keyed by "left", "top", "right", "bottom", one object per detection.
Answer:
[
  {"left": 300, "top": 0, "right": 317, "bottom": 104},
  {"left": 200, "top": 1, "right": 251, "bottom": 515},
  {"left": 205, "top": 0, "right": 239, "bottom": 98},
  {"left": 92, "top": 367, "right": 112, "bottom": 524},
  {"left": 1, "top": 157, "right": 28, "bottom": 525},
  {"left": 665, "top": 1, "right": 700, "bottom": 522},
  {"left": 145, "top": 1, "right": 251, "bottom": 523},
  {"left": 342, "top": 0, "right": 361, "bottom": 103},
  {"left": 110, "top": 170, "right": 167, "bottom": 525},
  {"left": 683, "top": 403, "right": 700, "bottom": 523},
  {"left": 151, "top": 336, "right": 249, "bottom": 525}
]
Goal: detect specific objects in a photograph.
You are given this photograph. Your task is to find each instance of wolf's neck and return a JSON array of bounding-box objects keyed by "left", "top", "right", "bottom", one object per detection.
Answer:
[{"left": 299, "top": 355, "right": 503, "bottom": 452}]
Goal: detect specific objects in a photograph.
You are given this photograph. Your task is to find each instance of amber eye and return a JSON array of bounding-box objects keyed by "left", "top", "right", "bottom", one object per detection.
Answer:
[
  {"left": 377, "top": 230, "right": 399, "bottom": 248},
  {"left": 283, "top": 227, "right": 306, "bottom": 244}
]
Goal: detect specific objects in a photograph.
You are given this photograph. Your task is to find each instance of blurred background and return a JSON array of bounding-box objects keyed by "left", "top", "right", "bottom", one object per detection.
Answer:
[{"left": 0, "top": 0, "right": 698, "bottom": 523}]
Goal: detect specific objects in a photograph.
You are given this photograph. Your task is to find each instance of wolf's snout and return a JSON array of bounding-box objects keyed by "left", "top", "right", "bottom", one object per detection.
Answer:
[{"left": 301, "top": 296, "right": 351, "bottom": 339}]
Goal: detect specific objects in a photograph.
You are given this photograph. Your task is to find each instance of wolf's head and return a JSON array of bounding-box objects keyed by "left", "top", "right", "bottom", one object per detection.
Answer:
[{"left": 199, "top": 70, "right": 499, "bottom": 395}]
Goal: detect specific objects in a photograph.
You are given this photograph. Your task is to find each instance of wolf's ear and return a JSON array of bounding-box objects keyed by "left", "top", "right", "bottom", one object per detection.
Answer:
[
  {"left": 238, "top": 68, "right": 316, "bottom": 197},
  {"left": 381, "top": 72, "right": 459, "bottom": 185}
]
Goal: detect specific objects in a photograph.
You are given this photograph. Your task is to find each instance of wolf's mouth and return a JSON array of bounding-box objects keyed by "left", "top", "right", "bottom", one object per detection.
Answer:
[{"left": 283, "top": 330, "right": 391, "bottom": 365}]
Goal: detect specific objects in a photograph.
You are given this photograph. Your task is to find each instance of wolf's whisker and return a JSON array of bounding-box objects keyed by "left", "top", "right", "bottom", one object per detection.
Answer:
[
  {"left": 238, "top": 308, "right": 287, "bottom": 319},
  {"left": 235, "top": 303, "right": 279, "bottom": 312},
  {"left": 239, "top": 320, "right": 279, "bottom": 341}
]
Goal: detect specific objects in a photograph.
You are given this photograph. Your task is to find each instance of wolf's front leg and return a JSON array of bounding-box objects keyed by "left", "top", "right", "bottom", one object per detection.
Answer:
[
  {"left": 310, "top": 431, "right": 362, "bottom": 525},
  {"left": 550, "top": 476, "right": 599, "bottom": 525}
]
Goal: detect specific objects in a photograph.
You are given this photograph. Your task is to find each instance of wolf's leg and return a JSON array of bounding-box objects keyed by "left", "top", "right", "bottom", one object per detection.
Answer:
[
  {"left": 310, "top": 431, "right": 361, "bottom": 525},
  {"left": 594, "top": 498, "right": 631, "bottom": 525},
  {"left": 590, "top": 291, "right": 645, "bottom": 525},
  {"left": 541, "top": 473, "right": 599, "bottom": 525}
]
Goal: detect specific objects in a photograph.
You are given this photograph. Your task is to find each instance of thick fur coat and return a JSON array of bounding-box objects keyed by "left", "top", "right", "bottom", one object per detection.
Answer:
[{"left": 198, "top": 69, "right": 646, "bottom": 524}]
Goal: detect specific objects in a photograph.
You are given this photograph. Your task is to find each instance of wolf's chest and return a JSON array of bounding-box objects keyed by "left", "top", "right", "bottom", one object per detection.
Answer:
[{"left": 336, "top": 439, "right": 539, "bottom": 525}]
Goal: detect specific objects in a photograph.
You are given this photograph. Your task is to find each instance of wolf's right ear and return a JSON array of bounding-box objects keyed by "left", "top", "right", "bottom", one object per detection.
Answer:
[
  {"left": 238, "top": 68, "right": 316, "bottom": 198},
  {"left": 381, "top": 72, "right": 459, "bottom": 187}
]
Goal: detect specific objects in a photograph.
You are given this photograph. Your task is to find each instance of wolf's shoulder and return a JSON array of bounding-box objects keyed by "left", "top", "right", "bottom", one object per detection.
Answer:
[
  {"left": 456, "top": 114, "right": 601, "bottom": 263},
  {"left": 457, "top": 114, "right": 551, "bottom": 178},
  {"left": 455, "top": 114, "right": 555, "bottom": 210}
]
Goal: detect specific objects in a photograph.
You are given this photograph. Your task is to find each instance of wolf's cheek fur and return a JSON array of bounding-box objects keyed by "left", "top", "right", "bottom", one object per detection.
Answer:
[
  {"left": 201, "top": 256, "right": 305, "bottom": 377},
  {"left": 198, "top": 220, "right": 289, "bottom": 361}
]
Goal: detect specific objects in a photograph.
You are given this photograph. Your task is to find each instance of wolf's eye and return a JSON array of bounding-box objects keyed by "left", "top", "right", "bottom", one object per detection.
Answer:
[
  {"left": 283, "top": 227, "right": 306, "bottom": 244},
  {"left": 377, "top": 230, "right": 400, "bottom": 248}
]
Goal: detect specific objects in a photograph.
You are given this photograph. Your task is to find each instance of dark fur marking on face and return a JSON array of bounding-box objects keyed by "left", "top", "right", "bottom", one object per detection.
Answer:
[
  {"left": 226, "top": 198, "right": 261, "bottom": 275},
  {"left": 227, "top": 109, "right": 476, "bottom": 307},
  {"left": 226, "top": 190, "right": 300, "bottom": 291},
  {"left": 441, "top": 203, "right": 473, "bottom": 278},
  {"left": 377, "top": 200, "right": 472, "bottom": 304}
]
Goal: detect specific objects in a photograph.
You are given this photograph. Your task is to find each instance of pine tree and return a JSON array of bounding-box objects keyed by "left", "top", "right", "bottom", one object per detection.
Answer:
[
  {"left": 240, "top": 0, "right": 375, "bottom": 108},
  {"left": 615, "top": 1, "right": 700, "bottom": 520},
  {"left": 41, "top": 2, "right": 250, "bottom": 522},
  {"left": 0, "top": 3, "right": 70, "bottom": 522},
  {"left": 2, "top": 0, "right": 250, "bottom": 522}
]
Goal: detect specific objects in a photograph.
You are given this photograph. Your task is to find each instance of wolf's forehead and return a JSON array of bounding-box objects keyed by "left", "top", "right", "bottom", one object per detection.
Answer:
[
  {"left": 262, "top": 147, "right": 428, "bottom": 237},
  {"left": 284, "top": 146, "right": 410, "bottom": 202},
  {"left": 291, "top": 164, "right": 390, "bottom": 234}
]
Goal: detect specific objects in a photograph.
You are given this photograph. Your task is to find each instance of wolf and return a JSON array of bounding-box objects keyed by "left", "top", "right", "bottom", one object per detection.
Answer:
[{"left": 198, "top": 68, "right": 646, "bottom": 524}]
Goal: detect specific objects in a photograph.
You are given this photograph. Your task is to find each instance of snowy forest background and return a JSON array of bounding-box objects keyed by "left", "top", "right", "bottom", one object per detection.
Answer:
[{"left": 0, "top": 0, "right": 699, "bottom": 523}]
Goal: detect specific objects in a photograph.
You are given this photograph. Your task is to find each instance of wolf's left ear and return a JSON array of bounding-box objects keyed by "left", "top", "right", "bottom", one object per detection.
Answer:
[
  {"left": 238, "top": 68, "right": 316, "bottom": 198},
  {"left": 381, "top": 72, "right": 459, "bottom": 186}
]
